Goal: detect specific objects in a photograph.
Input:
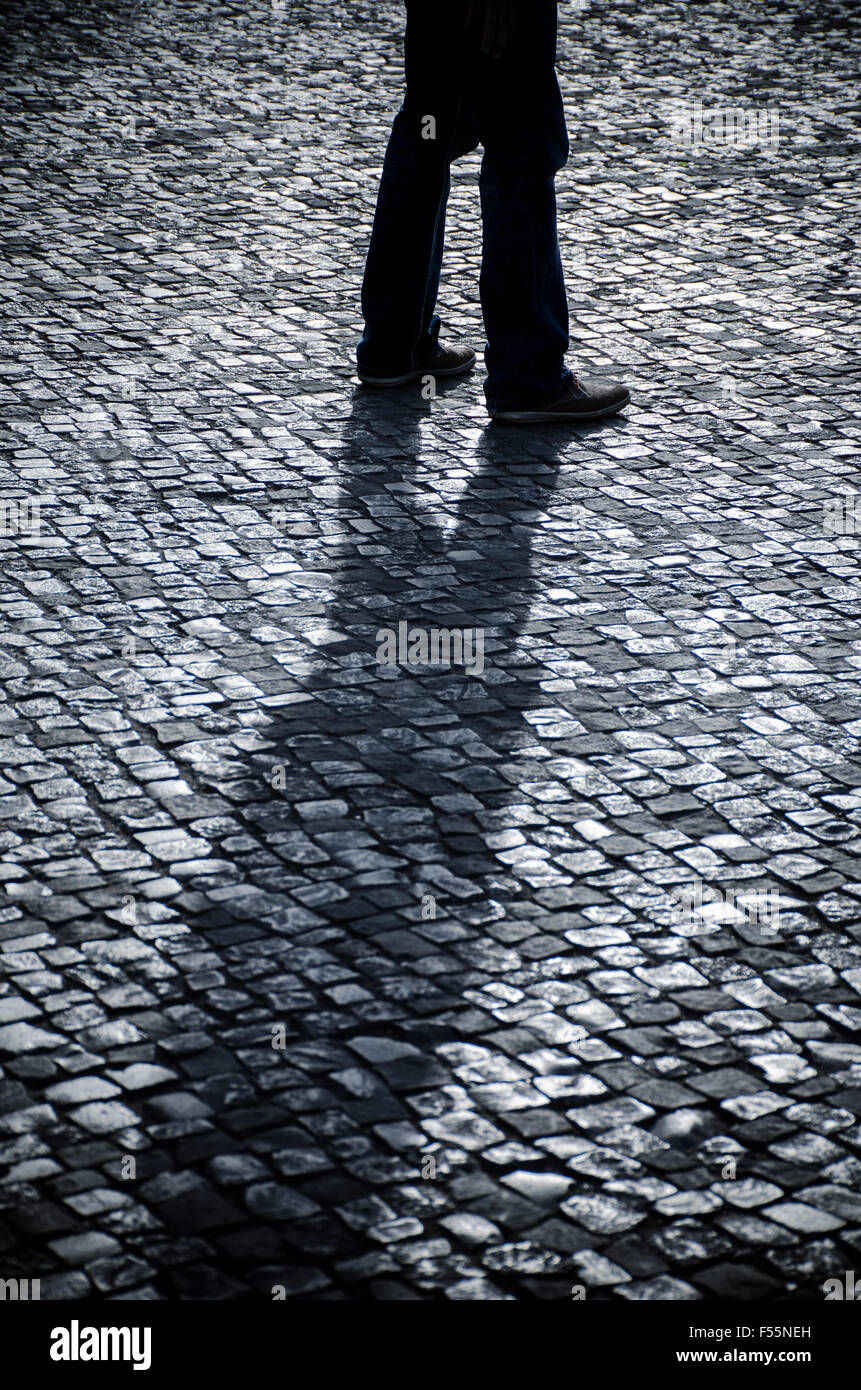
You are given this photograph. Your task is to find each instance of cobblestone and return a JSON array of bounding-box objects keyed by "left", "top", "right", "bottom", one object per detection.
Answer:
[{"left": 0, "top": 0, "right": 860, "bottom": 1301}]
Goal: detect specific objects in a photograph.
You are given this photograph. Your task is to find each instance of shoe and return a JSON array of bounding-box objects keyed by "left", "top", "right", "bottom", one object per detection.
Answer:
[
  {"left": 357, "top": 344, "right": 476, "bottom": 387},
  {"left": 489, "top": 373, "right": 630, "bottom": 424}
]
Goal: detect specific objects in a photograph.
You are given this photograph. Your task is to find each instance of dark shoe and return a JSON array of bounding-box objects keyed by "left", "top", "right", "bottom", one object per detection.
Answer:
[
  {"left": 357, "top": 344, "right": 476, "bottom": 387},
  {"left": 489, "top": 373, "right": 630, "bottom": 424}
]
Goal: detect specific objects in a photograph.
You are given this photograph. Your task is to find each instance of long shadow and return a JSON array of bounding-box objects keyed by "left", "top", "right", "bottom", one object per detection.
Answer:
[
  {"left": 274, "top": 386, "right": 572, "bottom": 937},
  {"left": 159, "top": 385, "right": 584, "bottom": 1296},
  {"left": 6, "top": 382, "right": 833, "bottom": 1301},
  {"left": 3, "top": 381, "right": 609, "bottom": 1303}
]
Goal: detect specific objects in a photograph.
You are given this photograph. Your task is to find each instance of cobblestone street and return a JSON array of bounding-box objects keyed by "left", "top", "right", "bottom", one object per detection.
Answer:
[{"left": 1, "top": 0, "right": 860, "bottom": 1301}]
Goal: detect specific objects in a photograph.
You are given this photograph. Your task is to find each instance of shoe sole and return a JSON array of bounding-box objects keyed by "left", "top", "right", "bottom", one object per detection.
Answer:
[
  {"left": 358, "top": 354, "right": 476, "bottom": 387},
  {"left": 489, "top": 390, "right": 631, "bottom": 424}
]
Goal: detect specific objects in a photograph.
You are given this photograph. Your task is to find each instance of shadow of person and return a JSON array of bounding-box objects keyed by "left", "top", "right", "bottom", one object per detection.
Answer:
[
  {"left": 109, "top": 384, "right": 619, "bottom": 1297},
  {"left": 267, "top": 382, "right": 573, "bottom": 948}
]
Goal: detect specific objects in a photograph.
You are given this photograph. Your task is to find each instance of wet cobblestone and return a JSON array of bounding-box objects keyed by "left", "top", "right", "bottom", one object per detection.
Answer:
[{"left": 0, "top": 0, "right": 860, "bottom": 1300}]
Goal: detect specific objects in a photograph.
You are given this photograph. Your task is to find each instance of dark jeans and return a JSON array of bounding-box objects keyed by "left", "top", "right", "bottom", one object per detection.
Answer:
[{"left": 357, "top": 0, "right": 572, "bottom": 410}]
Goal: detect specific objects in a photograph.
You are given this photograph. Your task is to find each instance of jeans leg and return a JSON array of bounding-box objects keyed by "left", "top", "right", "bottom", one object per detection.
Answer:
[
  {"left": 358, "top": 112, "right": 449, "bottom": 372},
  {"left": 358, "top": 2, "right": 476, "bottom": 374},
  {"left": 475, "top": 4, "right": 572, "bottom": 409}
]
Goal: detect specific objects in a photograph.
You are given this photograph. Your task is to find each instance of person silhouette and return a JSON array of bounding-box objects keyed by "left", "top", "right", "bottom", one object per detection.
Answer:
[{"left": 356, "top": 0, "right": 630, "bottom": 424}]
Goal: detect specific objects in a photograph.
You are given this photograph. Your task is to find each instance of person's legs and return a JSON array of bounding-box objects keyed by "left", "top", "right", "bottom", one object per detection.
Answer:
[
  {"left": 474, "top": 2, "right": 573, "bottom": 410},
  {"left": 358, "top": 1, "right": 628, "bottom": 419},
  {"left": 358, "top": 1, "right": 478, "bottom": 376}
]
